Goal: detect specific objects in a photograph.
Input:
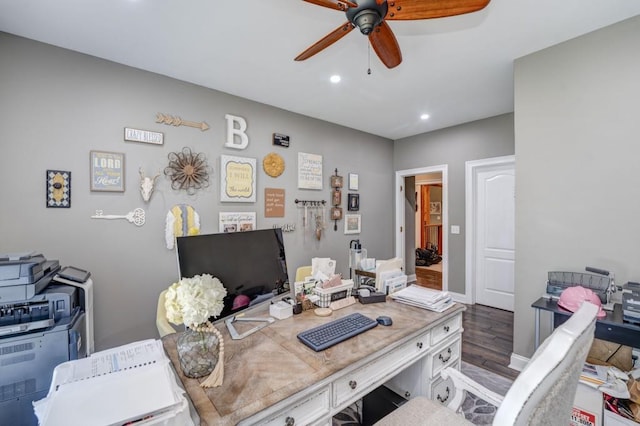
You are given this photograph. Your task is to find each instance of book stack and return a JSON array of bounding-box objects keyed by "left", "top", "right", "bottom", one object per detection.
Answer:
[{"left": 390, "top": 285, "right": 455, "bottom": 312}]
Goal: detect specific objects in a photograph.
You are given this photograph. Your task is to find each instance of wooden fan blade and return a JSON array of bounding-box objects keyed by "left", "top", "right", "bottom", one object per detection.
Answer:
[
  {"left": 369, "top": 21, "right": 402, "bottom": 68},
  {"left": 303, "top": 0, "right": 357, "bottom": 11},
  {"left": 295, "top": 22, "right": 355, "bottom": 61},
  {"left": 385, "top": 0, "right": 490, "bottom": 20}
]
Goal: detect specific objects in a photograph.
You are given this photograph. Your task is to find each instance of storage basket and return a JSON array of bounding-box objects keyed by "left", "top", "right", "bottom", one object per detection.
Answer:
[{"left": 313, "top": 280, "right": 354, "bottom": 308}]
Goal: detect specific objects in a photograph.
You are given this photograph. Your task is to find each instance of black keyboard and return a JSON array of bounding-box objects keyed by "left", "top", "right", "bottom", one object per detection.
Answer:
[{"left": 297, "top": 312, "right": 378, "bottom": 351}]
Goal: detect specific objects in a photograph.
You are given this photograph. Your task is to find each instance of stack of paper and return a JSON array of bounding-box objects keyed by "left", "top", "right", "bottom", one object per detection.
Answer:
[
  {"left": 390, "top": 285, "right": 455, "bottom": 312},
  {"left": 33, "top": 339, "right": 194, "bottom": 426},
  {"left": 579, "top": 362, "right": 608, "bottom": 388}
]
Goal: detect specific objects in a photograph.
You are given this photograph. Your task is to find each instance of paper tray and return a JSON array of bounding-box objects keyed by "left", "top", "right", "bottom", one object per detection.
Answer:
[{"left": 547, "top": 271, "right": 610, "bottom": 303}]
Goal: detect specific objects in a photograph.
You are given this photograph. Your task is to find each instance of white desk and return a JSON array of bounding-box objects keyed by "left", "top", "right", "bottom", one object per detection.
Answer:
[{"left": 162, "top": 300, "right": 465, "bottom": 425}]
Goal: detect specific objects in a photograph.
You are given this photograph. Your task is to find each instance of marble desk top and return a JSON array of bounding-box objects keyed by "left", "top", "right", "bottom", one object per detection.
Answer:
[{"left": 162, "top": 298, "right": 465, "bottom": 425}]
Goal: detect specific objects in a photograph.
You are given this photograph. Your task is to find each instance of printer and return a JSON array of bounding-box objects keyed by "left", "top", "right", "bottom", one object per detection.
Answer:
[
  {"left": 622, "top": 281, "right": 640, "bottom": 325},
  {"left": 0, "top": 252, "right": 93, "bottom": 426},
  {"left": 546, "top": 267, "right": 615, "bottom": 310}
]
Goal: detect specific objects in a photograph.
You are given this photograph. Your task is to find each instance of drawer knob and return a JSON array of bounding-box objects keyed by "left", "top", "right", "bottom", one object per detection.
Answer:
[
  {"left": 443, "top": 325, "right": 450, "bottom": 332},
  {"left": 437, "top": 386, "right": 450, "bottom": 403},
  {"left": 416, "top": 342, "right": 423, "bottom": 349},
  {"left": 349, "top": 380, "right": 357, "bottom": 390},
  {"left": 285, "top": 416, "right": 295, "bottom": 426},
  {"left": 438, "top": 347, "right": 452, "bottom": 363}
]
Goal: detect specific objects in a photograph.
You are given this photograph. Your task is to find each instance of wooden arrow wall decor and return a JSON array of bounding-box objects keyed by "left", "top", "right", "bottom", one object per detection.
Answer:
[{"left": 155, "top": 113, "right": 210, "bottom": 131}]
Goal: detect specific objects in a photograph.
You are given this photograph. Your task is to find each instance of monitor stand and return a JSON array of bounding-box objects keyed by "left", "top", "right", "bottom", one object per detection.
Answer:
[{"left": 225, "top": 315, "right": 275, "bottom": 340}]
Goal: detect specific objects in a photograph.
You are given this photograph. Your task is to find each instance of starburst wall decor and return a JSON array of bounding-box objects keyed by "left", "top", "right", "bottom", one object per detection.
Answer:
[{"left": 164, "top": 147, "right": 212, "bottom": 195}]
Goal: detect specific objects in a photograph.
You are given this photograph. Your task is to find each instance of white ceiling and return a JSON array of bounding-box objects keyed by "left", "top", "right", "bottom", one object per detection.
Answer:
[{"left": 1, "top": 0, "right": 639, "bottom": 140}]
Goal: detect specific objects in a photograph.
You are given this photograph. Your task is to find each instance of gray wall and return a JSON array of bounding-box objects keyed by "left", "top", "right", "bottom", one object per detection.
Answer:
[
  {"left": 513, "top": 15, "right": 640, "bottom": 357},
  {"left": 0, "top": 33, "right": 394, "bottom": 350},
  {"left": 394, "top": 114, "right": 515, "bottom": 294}
]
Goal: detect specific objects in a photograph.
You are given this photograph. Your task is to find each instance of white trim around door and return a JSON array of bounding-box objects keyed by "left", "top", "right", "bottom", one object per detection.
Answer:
[{"left": 395, "top": 165, "right": 448, "bottom": 292}]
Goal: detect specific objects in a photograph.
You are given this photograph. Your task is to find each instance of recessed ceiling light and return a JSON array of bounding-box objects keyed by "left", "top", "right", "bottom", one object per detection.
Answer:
[
  {"left": 330, "top": 75, "right": 341, "bottom": 84},
  {"left": 420, "top": 113, "right": 430, "bottom": 120}
]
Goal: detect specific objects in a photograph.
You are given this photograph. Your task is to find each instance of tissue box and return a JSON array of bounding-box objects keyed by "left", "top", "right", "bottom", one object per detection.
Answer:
[{"left": 269, "top": 301, "right": 293, "bottom": 320}]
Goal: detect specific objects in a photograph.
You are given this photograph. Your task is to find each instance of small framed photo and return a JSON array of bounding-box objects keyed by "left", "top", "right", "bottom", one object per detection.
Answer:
[
  {"left": 344, "top": 214, "right": 361, "bottom": 234},
  {"left": 331, "top": 206, "right": 343, "bottom": 221},
  {"left": 330, "top": 174, "right": 343, "bottom": 188},
  {"left": 430, "top": 201, "right": 441, "bottom": 215},
  {"left": 347, "top": 193, "right": 359, "bottom": 211},
  {"left": 348, "top": 173, "right": 359, "bottom": 191},
  {"left": 90, "top": 151, "right": 125, "bottom": 192}
]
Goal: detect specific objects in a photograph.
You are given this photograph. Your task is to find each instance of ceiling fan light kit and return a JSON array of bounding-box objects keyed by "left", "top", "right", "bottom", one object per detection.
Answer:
[{"left": 296, "top": 0, "right": 491, "bottom": 68}]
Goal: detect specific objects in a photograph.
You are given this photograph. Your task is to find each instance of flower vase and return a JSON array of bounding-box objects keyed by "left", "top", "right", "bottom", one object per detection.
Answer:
[{"left": 176, "top": 327, "right": 220, "bottom": 378}]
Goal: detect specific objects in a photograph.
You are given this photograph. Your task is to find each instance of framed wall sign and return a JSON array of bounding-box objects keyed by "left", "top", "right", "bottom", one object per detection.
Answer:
[
  {"left": 219, "top": 212, "right": 257, "bottom": 233},
  {"left": 90, "top": 151, "right": 125, "bottom": 192},
  {"left": 124, "top": 127, "right": 164, "bottom": 145},
  {"left": 344, "top": 214, "right": 361, "bottom": 234},
  {"left": 220, "top": 155, "right": 256, "bottom": 202},
  {"left": 298, "top": 152, "right": 323, "bottom": 190},
  {"left": 348, "top": 173, "right": 359, "bottom": 191}
]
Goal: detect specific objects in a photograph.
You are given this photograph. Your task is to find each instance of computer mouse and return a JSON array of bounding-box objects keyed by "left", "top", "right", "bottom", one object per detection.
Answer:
[{"left": 376, "top": 316, "right": 393, "bottom": 326}]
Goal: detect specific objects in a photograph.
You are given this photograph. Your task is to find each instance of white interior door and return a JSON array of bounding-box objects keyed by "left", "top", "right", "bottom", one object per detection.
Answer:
[{"left": 474, "top": 162, "right": 515, "bottom": 311}]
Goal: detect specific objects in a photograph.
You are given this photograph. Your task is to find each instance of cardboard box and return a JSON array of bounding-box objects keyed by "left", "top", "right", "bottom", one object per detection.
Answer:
[{"left": 604, "top": 410, "right": 639, "bottom": 426}]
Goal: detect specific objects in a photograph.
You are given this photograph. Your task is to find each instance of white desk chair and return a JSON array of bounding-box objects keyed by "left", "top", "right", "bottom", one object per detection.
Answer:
[
  {"left": 375, "top": 302, "right": 599, "bottom": 425},
  {"left": 156, "top": 289, "right": 177, "bottom": 337}
]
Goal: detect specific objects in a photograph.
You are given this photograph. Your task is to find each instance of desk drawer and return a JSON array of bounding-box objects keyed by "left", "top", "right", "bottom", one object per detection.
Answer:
[
  {"left": 333, "top": 331, "right": 430, "bottom": 407},
  {"left": 428, "top": 360, "right": 460, "bottom": 406},
  {"left": 428, "top": 337, "right": 461, "bottom": 378},
  {"left": 431, "top": 313, "right": 461, "bottom": 346},
  {"left": 261, "top": 387, "right": 330, "bottom": 426}
]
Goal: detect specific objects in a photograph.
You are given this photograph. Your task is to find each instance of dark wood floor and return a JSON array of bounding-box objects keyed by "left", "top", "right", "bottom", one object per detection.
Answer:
[{"left": 461, "top": 303, "right": 520, "bottom": 381}]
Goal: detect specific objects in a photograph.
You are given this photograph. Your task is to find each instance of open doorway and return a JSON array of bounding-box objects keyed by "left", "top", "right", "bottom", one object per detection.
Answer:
[
  {"left": 395, "top": 165, "right": 448, "bottom": 292},
  {"left": 415, "top": 173, "right": 443, "bottom": 289}
]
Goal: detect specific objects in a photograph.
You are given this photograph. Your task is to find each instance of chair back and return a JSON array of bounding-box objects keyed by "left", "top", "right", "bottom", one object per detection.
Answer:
[
  {"left": 295, "top": 266, "right": 312, "bottom": 282},
  {"left": 493, "top": 302, "right": 598, "bottom": 425},
  {"left": 156, "top": 289, "right": 177, "bottom": 337}
]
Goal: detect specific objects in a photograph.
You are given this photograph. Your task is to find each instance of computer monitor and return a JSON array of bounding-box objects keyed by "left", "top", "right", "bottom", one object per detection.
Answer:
[{"left": 175, "top": 228, "right": 290, "bottom": 324}]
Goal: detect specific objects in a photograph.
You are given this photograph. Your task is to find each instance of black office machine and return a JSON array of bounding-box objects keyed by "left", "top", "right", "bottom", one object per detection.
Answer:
[
  {"left": 0, "top": 252, "right": 93, "bottom": 426},
  {"left": 622, "top": 281, "right": 640, "bottom": 325},
  {"left": 546, "top": 266, "right": 615, "bottom": 310}
]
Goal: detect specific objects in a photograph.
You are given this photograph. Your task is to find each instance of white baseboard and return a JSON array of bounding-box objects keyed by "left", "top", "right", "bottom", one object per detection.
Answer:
[
  {"left": 450, "top": 291, "right": 472, "bottom": 305},
  {"left": 509, "top": 352, "right": 529, "bottom": 372}
]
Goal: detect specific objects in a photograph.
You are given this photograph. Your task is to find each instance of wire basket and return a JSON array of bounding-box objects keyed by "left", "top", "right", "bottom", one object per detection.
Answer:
[{"left": 313, "top": 281, "right": 354, "bottom": 308}]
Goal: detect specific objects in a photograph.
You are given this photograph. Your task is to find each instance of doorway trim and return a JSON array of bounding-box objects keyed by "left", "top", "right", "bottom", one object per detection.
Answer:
[
  {"left": 395, "top": 165, "right": 448, "bottom": 292},
  {"left": 464, "top": 155, "right": 515, "bottom": 304}
]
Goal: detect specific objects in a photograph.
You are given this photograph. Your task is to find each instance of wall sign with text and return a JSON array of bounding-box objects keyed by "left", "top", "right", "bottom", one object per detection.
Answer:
[
  {"left": 220, "top": 155, "right": 256, "bottom": 202},
  {"left": 90, "top": 151, "right": 125, "bottom": 192},
  {"left": 297, "top": 152, "right": 323, "bottom": 190}
]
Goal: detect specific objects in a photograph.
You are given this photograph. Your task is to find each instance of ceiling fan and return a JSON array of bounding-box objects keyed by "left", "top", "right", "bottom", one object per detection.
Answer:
[{"left": 295, "top": 0, "right": 490, "bottom": 68}]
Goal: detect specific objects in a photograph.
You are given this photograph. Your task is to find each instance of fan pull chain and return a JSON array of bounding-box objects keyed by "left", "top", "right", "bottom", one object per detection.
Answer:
[{"left": 367, "top": 42, "right": 372, "bottom": 75}]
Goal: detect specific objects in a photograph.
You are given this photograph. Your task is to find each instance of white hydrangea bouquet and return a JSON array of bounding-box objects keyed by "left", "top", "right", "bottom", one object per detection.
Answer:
[
  {"left": 164, "top": 273, "right": 227, "bottom": 328},
  {"left": 164, "top": 273, "right": 227, "bottom": 387}
]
